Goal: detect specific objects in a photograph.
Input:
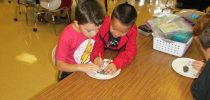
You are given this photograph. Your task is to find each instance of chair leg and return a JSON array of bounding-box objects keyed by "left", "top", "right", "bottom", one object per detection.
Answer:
[
  {"left": 33, "top": 13, "right": 38, "bottom": 32},
  {"left": 25, "top": 5, "right": 29, "bottom": 24},
  {"left": 14, "top": 0, "right": 19, "bottom": 21},
  {"left": 18, "top": 0, "right": 21, "bottom": 14},
  {"left": 104, "top": 0, "right": 108, "bottom": 13},
  {"left": 65, "top": 7, "right": 71, "bottom": 23},
  {"left": 52, "top": 14, "right": 57, "bottom": 34},
  {"left": 33, "top": 5, "right": 39, "bottom": 32},
  {"left": 75, "top": 0, "right": 78, "bottom": 4}
]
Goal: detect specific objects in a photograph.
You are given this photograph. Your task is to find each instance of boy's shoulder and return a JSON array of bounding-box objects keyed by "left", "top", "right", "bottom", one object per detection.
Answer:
[
  {"left": 128, "top": 24, "right": 138, "bottom": 35},
  {"left": 62, "top": 24, "right": 79, "bottom": 36},
  {"left": 59, "top": 24, "right": 81, "bottom": 40},
  {"left": 64, "top": 24, "right": 74, "bottom": 31}
]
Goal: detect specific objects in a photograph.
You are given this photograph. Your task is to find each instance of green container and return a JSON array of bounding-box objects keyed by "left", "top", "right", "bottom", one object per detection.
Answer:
[{"left": 171, "top": 32, "right": 192, "bottom": 43}]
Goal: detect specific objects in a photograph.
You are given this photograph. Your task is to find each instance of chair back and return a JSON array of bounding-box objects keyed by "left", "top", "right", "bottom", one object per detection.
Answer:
[
  {"left": 40, "top": 0, "right": 72, "bottom": 11},
  {"left": 25, "top": 0, "right": 39, "bottom": 5},
  {"left": 52, "top": 45, "right": 57, "bottom": 65}
]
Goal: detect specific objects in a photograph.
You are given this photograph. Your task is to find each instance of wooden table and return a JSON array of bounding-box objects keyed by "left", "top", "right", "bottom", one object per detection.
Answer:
[{"left": 34, "top": 34, "right": 202, "bottom": 100}]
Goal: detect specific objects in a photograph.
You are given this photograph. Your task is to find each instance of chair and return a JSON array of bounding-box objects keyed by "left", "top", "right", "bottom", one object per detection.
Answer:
[
  {"left": 37, "top": 0, "right": 73, "bottom": 33},
  {"left": 51, "top": 45, "right": 56, "bottom": 65},
  {"left": 14, "top": 0, "right": 39, "bottom": 25},
  {"left": 13, "top": 0, "right": 72, "bottom": 32},
  {"left": 51, "top": 45, "right": 65, "bottom": 81},
  {"left": 104, "top": 0, "right": 127, "bottom": 13},
  {"left": 161, "top": 0, "right": 177, "bottom": 13},
  {"left": 8, "top": 0, "right": 12, "bottom": 3}
]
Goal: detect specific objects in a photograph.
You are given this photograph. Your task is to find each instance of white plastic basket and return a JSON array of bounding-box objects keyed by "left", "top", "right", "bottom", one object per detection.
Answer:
[{"left": 153, "top": 36, "right": 193, "bottom": 57}]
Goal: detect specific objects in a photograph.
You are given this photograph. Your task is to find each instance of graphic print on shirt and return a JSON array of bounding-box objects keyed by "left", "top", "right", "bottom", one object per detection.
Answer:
[{"left": 74, "top": 39, "right": 95, "bottom": 64}]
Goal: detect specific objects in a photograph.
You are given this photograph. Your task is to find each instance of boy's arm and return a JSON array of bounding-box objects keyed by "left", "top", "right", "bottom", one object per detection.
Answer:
[
  {"left": 191, "top": 60, "right": 210, "bottom": 100},
  {"left": 91, "top": 16, "right": 110, "bottom": 62},
  {"left": 56, "top": 60, "right": 83, "bottom": 72},
  {"left": 56, "top": 60, "right": 99, "bottom": 73},
  {"left": 112, "top": 26, "right": 138, "bottom": 69},
  {"left": 90, "top": 32, "right": 105, "bottom": 62}
]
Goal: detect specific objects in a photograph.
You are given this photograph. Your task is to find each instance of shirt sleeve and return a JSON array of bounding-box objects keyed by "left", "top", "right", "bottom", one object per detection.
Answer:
[
  {"left": 90, "top": 17, "right": 110, "bottom": 62},
  {"left": 112, "top": 25, "right": 138, "bottom": 69},
  {"left": 90, "top": 32, "right": 105, "bottom": 62},
  {"left": 55, "top": 27, "right": 72, "bottom": 62},
  {"left": 191, "top": 60, "right": 210, "bottom": 100}
]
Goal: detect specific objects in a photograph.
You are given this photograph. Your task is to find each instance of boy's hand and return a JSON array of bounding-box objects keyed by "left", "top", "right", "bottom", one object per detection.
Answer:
[
  {"left": 192, "top": 60, "right": 205, "bottom": 72},
  {"left": 104, "top": 63, "right": 117, "bottom": 75},
  {"left": 78, "top": 64, "right": 100, "bottom": 73},
  {"left": 94, "top": 57, "right": 103, "bottom": 67}
]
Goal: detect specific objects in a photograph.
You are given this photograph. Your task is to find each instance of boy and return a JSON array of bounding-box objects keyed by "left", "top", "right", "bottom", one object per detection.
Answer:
[
  {"left": 90, "top": 3, "right": 138, "bottom": 74},
  {"left": 55, "top": 0, "right": 105, "bottom": 81},
  {"left": 191, "top": 14, "right": 210, "bottom": 100}
]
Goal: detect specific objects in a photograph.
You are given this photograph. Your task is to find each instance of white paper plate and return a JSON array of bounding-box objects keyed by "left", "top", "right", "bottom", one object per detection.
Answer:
[
  {"left": 86, "top": 59, "right": 121, "bottom": 80},
  {"left": 172, "top": 58, "right": 198, "bottom": 78}
]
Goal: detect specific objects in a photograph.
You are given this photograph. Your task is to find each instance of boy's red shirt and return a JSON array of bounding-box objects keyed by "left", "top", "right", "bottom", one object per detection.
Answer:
[{"left": 91, "top": 16, "right": 138, "bottom": 69}]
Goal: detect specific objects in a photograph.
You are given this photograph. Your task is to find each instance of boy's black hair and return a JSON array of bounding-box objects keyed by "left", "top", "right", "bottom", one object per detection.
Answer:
[
  {"left": 75, "top": 0, "right": 105, "bottom": 26},
  {"left": 111, "top": 3, "right": 137, "bottom": 26}
]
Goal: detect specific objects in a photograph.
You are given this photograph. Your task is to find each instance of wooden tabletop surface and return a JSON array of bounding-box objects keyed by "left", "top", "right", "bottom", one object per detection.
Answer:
[{"left": 33, "top": 34, "right": 202, "bottom": 100}]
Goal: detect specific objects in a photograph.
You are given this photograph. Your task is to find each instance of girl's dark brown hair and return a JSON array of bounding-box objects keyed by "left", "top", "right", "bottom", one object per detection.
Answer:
[
  {"left": 193, "top": 14, "right": 210, "bottom": 36},
  {"left": 199, "top": 24, "right": 210, "bottom": 50}
]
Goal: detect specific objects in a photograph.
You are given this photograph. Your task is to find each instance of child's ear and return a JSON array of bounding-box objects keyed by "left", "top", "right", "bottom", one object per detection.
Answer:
[{"left": 73, "top": 20, "right": 79, "bottom": 27}]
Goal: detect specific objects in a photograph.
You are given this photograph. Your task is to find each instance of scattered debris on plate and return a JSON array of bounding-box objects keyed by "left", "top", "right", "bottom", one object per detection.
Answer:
[{"left": 183, "top": 65, "right": 189, "bottom": 72}]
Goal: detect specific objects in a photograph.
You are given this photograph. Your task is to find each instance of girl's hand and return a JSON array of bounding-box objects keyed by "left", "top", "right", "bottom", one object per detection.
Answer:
[
  {"left": 104, "top": 63, "right": 117, "bottom": 75},
  {"left": 78, "top": 64, "right": 100, "bottom": 73},
  {"left": 192, "top": 60, "right": 205, "bottom": 72}
]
